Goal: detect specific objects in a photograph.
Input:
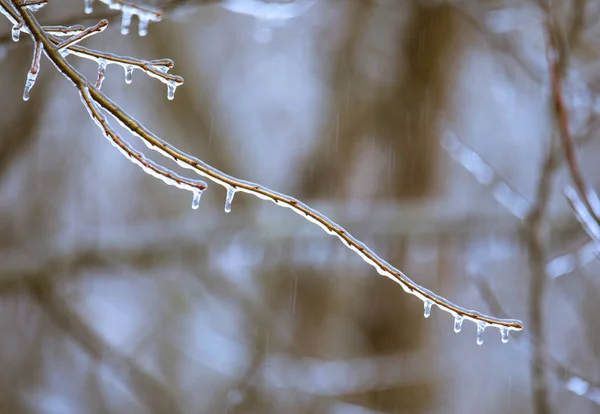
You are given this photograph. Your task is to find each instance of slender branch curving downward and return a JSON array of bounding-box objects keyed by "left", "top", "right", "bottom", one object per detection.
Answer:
[{"left": 0, "top": 0, "right": 523, "bottom": 343}]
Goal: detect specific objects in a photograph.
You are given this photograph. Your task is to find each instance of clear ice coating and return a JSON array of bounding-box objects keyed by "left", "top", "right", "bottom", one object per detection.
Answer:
[
  {"left": 138, "top": 16, "right": 149, "bottom": 37},
  {"left": 191, "top": 190, "right": 202, "bottom": 210},
  {"left": 167, "top": 81, "right": 177, "bottom": 100},
  {"left": 22, "top": 72, "right": 37, "bottom": 101},
  {"left": 12, "top": 24, "right": 20, "bottom": 42},
  {"left": 84, "top": 0, "right": 93, "bottom": 14},
  {"left": 423, "top": 300, "right": 432, "bottom": 318},
  {"left": 125, "top": 65, "right": 133, "bottom": 84},
  {"left": 476, "top": 321, "right": 486, "bottom": 345},
  {"left": 453, "top": 315, "right": 464, "bottom": 333},
  {"left": 500, "top": 327, "right": 509, "bottom": 344},
  {"left": 121, "top": 10, "right": 132, "bottom": 35},
  {"left": 224, "top": 186, "right": 235, "bottom": 213},
  {"left": 96, "top": 59, "right": 107, "bottom": 89}
]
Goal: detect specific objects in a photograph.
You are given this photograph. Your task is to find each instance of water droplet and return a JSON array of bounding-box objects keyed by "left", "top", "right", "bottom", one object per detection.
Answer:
[
  {"left": 12, "top": 24, "right": 21, "bottom": 42},
  {"left": 224, "top": 186, "right": 235, "bottom": 213},
  {"left": 500, "top": 327, "right": 509, "bottom": 343},
  {"left": 84, "top": 0, "right": 93, "bottom": 14},
  {"left": 453, "top": 315, "right": 464, "bottom": 333},
  {"left": 476, "top": 321, "right": 486, "bottom": 345},
  {"left": 423, "top": 300, "right": 432, "bottom": 318},
  {"left": 121, "top": 10, "right": 132, "bottom": 35},
  {"left": 167, "top": 81, "right": 177, "bottom": 100},
  {"left": 125, "top": 65, "right": 133, "bottom": 84},
  {"left": 191, "top": 190, "right": 202, "bottom": 210}
]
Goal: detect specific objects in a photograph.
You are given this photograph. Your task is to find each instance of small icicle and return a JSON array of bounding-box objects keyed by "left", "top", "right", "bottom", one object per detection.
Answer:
[
  {"left": 12, "top": 23, "right": 21, "bottom": 42},
  {"left": 125, "top": 65, "right": 133, "bottom": 84},
  {"left": 224, "top": 186, "right": 235, "bottom": 213},
  {"left": 23, "top": 71, "right": 37, "bottom": 101},
  {"left": 191, "top": 190, "right": 202, "bottom": 210},
  {"left": 96, "top": 59, "right": 107, "bottom": 89},
  {"left": 500, "top": 327, "right": 509, "bottom": 344},
  {"left": 423, "top": 300, "right": 432, "bottom": 318},
  {"left": 84, "top": 0, "right": 93, "bottom": 14},
  {"left": 138, "top": 16, "right": 149, "bottom": 36},
  {"left": 167, "top": 81, "right": 177, "bottom": 100},
  {"left": 476, "top": 321, "right": 486, "bottom": 345},
  {"left": 121, "top": 10, "right": 133, "bottom": 35},
  {"left": 453, "top": 315, "right": 464, "bottom": 333}
]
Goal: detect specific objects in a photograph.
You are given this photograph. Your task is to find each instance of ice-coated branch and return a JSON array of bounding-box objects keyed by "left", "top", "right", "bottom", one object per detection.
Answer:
[
  {"left": 0, "top": 0, "right": 523, "bottom": 343},
  {"left": 79, "top": 85, "right": 208, "bottom": 203},
  {"left": 84, "top": 0, "right": 162, "bottom": 36},
  {"left": 46, "top": 34, "right": 182, "bottom": 96},
  {"left": 55, "top": 19, "right": 107, "bottom": 51}
]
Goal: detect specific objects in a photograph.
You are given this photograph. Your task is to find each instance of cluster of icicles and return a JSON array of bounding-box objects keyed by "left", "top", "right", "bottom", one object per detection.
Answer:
[
  {"left": 84, "top": 0, "right": 161, "bottom": 37},
  {"left": 423, "top": 300, "right": 510, "bottom": 345},
  {"left": 10, "top": 9, "right": 181, "bottom": 103}
]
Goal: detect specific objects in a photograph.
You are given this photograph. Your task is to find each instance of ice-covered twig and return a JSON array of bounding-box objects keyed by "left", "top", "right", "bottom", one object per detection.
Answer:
[
  {"left": 56, "top": 19, "right": 107, "bottom": 51},
  {"left": 1, "top": 0, "right": 523, "bottom": 341},
  {"left": 79, "top": 85, "right": 208, "bottom": 204},
  {"left": 46, "top": 34, "right": 182, "bottom": 95},
  {"left": 85, "top": 0, "right": 162, "bottom": 36},
  {"left": 441, "top": 132, "right": 530, "bottom": 219},
  {"left": 22, "top": 39, "right": 40, "bottom": 100},
  {"left": 43, "top": 24, "right": 86, "bottom": 36}
]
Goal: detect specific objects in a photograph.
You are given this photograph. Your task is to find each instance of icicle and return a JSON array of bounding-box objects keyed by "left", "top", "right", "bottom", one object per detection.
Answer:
[
  {"left": 121, "top": 10, "right": 133, "bottom": 35},
  {"left": 453, "top": 315, "right": 464, "bottom": 333},
  {"left": 96, "top": 59, "right": 107, "bottom": 89},
  {"left": 138, "top": 15, "right": 149, "bottom": 37},
  {"left": 22, "top": 71, "right": 37, "bottom": 101},
  {"left": 500, "top": 327, "right": 509, "bottom": 344},
  {"left": 124, "top": 65, "right": 133, "bottom": 84},
  {"left": 167, "top": 81, "right": 177, "bottom": 100},
  {"left": 84, "top": 0, "right": 93, "bottom": 14},
  {"left": 423, "top": 300, "right": 432, "bottom": 318},
  {"left": 12, "top": 24, "right": 21, "bottom": 42},
  {"left": 191, "top": 190, "right": 202, "bottom": 210},
  {"left": 476, "top": 321, "right": 486, "bottom": 345},
  {"left": 224, "top": 186, "right": 236, "bottom": 213}
]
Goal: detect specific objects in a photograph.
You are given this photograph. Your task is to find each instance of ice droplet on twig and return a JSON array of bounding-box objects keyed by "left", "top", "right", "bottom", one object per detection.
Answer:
[
  {"left": 12, "top": 24, "right": 21, "bottom": 42},
  {"left": 191, "top": 190, "right": 202, "bottom": 210},
  {"left": 121, "top": 10, "right": 133, "bottom": 35},
  {"left": 84, "top": 0, "right": 93, "bottom": 14},
  {"left": 125, "top": 65, "right": 133, "bottom": 84},
  {"left": 23, "top": 71, "right": 38, "bottom": 101},
  {"left": 453, "top": 315, "right": 464, "bottom": 333},
  {"left": 500, "top": 327, "right": 509, "bottom": 344},
  {"left": 96, "top": 59, "right": 107, "bottom": 89},
  {"left": 476, "top": 321, "right": 486, "bottom": 345},
  {"left": 423, "top": 300, "right": 432, "bottom": 318},
  {"left": 224, "top": 186, "right": 235, "bottom": 213},
  {"left": 167, "top": 81, "right": 177, "bottom": 100}
]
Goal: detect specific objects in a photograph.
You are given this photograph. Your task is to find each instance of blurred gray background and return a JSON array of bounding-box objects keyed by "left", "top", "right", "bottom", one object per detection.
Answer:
[{"left": 1, "top": 0, "right": 599, "bottom": 413}]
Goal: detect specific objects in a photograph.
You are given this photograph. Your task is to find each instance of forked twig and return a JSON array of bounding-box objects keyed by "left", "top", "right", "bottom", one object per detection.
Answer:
[{"left": 0, "top": 0, "right": 523, "bottom": 343}]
